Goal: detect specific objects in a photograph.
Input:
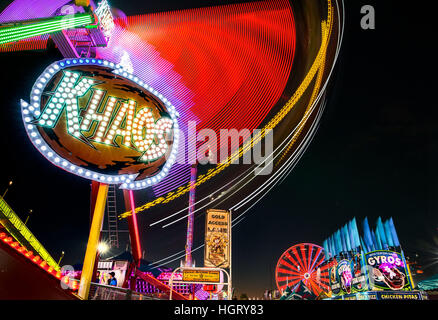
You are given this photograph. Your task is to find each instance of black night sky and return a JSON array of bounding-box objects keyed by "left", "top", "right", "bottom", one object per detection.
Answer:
[{"left": 0, "top": 0, "right": 437, "bottom": 298}]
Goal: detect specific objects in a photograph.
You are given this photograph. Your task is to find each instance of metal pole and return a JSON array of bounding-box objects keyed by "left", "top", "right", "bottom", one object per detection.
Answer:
[
  {"left": 123, "top": 189, "right": 142, "bottom": 264},
  {"left": 78, "top": 183, "right": 108, "bottom": 300},
  {"left": 185, "top": 164, "right": 197, "bottom": 267},
  {"left": 169, "top": 268, "right": 179, "bottom": 301},
  {"left": 57, "top": 251, "right": 65, "bottom": 266},
  {"left": 24, "top": 209, "right": 33, "bottom": 225},
  {"left": 1, "top": 181, "right": 13, "bottom": 198},
  {"left": 228, "top": 209, "right": 232, "bottom": 299}
]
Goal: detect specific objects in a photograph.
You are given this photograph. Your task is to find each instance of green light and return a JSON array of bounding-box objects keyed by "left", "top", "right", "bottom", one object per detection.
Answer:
[
  {"left": 0, "top": 18, "right": 92, "bottom": 42},
  {"left": 0, "top": 14, "right": 94, "bottom": 45},
  {"left": 0, "top": 16, "right": 92, "bottom": 39},
  {"left": 0, "top": 14, "right": 92, "bottom": 36},
  {"left": 0, "top": 22, "right": 91, "bottom": 44},
  {"left": 1, "top": 19, "right": 91, "bottom": 42}
]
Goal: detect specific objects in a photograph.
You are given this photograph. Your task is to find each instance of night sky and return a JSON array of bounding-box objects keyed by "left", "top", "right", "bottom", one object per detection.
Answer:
[{"left": 0, "top": 0, "right": 437, "bottom": 298}]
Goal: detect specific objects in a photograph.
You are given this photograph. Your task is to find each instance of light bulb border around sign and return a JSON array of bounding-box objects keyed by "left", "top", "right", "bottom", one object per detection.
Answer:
[{"left": 20, "top": 58, "right": 180, "bottom": 190}]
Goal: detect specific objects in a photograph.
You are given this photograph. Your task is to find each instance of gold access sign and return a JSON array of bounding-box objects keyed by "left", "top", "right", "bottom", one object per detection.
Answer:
[
  {"left": 204, "top": 209, "right": 230, "bottom": 268},
  {"left": 182, "top": 269, "right": 220, "bottom": 283}
]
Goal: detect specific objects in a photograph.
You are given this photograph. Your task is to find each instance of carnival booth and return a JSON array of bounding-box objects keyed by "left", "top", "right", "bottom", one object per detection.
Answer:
[{"left": 321, "top": 217, "right": 428, "bottom": 300}]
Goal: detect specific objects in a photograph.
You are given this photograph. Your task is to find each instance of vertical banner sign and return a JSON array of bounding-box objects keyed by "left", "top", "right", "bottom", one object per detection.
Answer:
[
  {"left": 204, "top": 209, "right": 230, "bottom": 268},
  {"left": 329, "top": 255, "right": 367, "bottom": 297}
]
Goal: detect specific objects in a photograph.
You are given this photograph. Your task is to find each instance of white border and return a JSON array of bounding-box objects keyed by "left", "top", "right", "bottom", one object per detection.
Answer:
[{"left": 21, "top": 58, "right": 179, "bottom": 190}]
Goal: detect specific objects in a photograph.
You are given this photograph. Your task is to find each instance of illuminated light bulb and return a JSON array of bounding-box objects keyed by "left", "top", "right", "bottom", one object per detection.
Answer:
[
  {"left": 41, "top": 146, "right": 47, "bottom": 151},
  {"left": 48, "top": 152, "right": 53, "bottom": 157}
]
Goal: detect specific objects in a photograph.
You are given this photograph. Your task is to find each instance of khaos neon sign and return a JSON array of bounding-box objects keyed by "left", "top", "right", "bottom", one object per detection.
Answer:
[{"left": 21, "top": 58, "right": 179, "bottom": 190}]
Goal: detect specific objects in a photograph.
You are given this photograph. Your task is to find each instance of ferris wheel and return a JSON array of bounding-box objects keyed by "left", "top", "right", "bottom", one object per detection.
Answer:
[{"left": 275, "top": 243, "right": 330, "bottom": 296}]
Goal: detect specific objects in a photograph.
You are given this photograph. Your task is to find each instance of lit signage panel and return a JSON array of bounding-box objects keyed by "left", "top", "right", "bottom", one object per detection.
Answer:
[
  {"left": 21, "top": 58, "right": 179, "bottom": 190},
  {"left": 204, "top": 209, "right": 230, "bottom": 268},
  {"left": 329, "top": 255, "right": 367, "bottom": 297},
  {"left": 366, "top": 250, "right": 411, "bottom": 291},
  {"left": 182, "top": 269, "right": 221, "bottom": 283}
]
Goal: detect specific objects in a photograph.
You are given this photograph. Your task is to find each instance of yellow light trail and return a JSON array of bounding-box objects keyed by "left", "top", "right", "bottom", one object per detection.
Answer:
[{"left": 120, "top": 0, "right": 334, "bottom": 219}]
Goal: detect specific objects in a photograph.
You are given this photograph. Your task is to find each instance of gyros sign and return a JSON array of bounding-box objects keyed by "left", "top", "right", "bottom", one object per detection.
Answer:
[{"left": 21, "top": 58, "right": 179, "bottom": 190}]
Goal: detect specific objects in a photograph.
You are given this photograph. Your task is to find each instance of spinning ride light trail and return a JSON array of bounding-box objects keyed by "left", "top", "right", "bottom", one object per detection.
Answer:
[
  {"left": 150, "top": 10, "right": 336, "bottom": 230},
  {"left": 129, "top": 0, "right": 344, "bottom": 268},
  {"left": 1, "top": 0, "right": 344, "bottom": 279},
  {"left": 120, "top": 0, "right": 338, "bottom": 221}
]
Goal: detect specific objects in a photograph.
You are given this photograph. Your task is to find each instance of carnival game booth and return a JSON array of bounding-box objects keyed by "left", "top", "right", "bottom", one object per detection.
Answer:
[{"left": 321, "top": 217, "right": 428, "bottom": 300}]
